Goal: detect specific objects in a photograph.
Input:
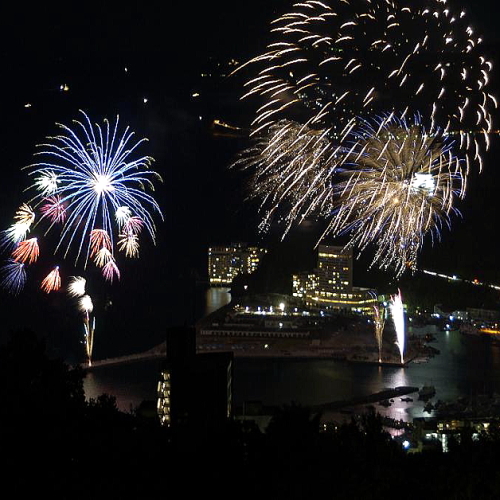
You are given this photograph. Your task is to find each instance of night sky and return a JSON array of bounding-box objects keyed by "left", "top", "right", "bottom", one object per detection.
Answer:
[{"left": 0, "top": 1, "right": 499, "bottom": 360}]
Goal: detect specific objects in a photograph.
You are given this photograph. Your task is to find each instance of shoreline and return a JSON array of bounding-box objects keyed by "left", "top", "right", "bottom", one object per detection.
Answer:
[{"left": 195, "top": 342, "right": 430, "bottom": 366}]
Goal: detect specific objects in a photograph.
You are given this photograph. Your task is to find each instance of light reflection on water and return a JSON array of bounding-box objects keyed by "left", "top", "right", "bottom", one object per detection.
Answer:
[
  {"left": 84, "top": 293, "right": 500, "bottom": 422},
  {"left": 232, "top": 327, "right": 500, "bottom": 423},
  {"left": 204, "top": 287, "right": 231, "bottom": 316}
]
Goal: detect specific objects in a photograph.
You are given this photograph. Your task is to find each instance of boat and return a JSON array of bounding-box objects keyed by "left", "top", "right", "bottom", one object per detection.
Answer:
[
  {"left": 400, "top": 397, "right": 413, "bottom": 403},
  {"left": 418, "top": 385, "right": 436, "bottom": 400}
]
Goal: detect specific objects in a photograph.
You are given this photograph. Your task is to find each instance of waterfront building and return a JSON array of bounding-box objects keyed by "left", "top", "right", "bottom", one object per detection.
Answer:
[
  {"left": 208, "top": 242, "right": 266, "bottom": 286},
  {"left": 199, "top": 325, "right": 310, "bottom": 338},
  {"left": 157, "top": 327, "right": 233, "bottom": 431},
  {"left": 317, "top": 244, "right": 353, "bottom": 293},
  {"left": 466, "top": 307, "right": 500, "bottom": 324},
  {"left": 412, "top": 416, "right": 499, "bottom": 453},
  {"left": 292, "top": 244, "right": 377, "bottom": 314}
]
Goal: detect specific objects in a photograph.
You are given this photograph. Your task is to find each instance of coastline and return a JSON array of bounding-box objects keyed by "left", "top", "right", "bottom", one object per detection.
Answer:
[
  {"left": 195, "top": 296, "right": 439, "bottom": 365},
  {"left": 195, "top": 334, "right": 437, "bottom": 366}
]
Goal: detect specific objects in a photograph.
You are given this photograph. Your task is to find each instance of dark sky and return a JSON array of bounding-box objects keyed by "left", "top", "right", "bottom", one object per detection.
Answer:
[{"left": 0, "top": 0, "right": 499, "bottom": 359}]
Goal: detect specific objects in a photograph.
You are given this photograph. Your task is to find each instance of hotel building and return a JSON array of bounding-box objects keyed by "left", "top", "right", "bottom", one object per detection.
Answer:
[
  {"left": 292, "top": 244, "right": 377, "bottom": 314},
  {"left": 208, "top": 242, "right": 266, "bottom": 286}
]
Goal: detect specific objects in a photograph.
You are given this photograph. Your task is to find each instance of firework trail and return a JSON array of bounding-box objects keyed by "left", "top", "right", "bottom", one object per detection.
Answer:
[
  {"left": 79, "top": 294, "right": 96, "bottom": 367},
  {"left": 325, "top": 113, "right": 463, "bottom": 275},
  {"left": 233, "top": 119, "right": 338, "bottom": 235},
  {"left": 373, "top": 303, "right": 385, "bottom": 364},
  {"left": 389, "top": 289, "right": 405, "bottom": 365},
  {"left": 67, "top": 276, "right": 96, "bottom": 366},
  {"left": 0, "top": 111, "right": 163, "bottom": 293}
]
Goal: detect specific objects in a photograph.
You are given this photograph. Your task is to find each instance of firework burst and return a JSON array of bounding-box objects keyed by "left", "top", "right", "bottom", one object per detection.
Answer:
[
  {"left": 1, "top": 111, "right": 163, "bottom": 293},
  {"left": 324, "top": 114, "right": 463, "bottom": 275},
  {"left": 102, "top": 259, "right": 120, "bottom": 283},
  {"left": 118, "top": 233, "right": 140, "bottom": 258},
  {"left": 233, "top": 0, "right": 494, "bottom": 276},
  {"left": 24, "top": 110, "right": 162, "bottom": 267},
  {"left": 40, "top": 196, "right": 67, "bottom": 224},
  {"left": 1, "top": 204, "right": 37, "bottom": 250},
  {"left": 236, "top": 0, "right": 495, "bottom": 174}
]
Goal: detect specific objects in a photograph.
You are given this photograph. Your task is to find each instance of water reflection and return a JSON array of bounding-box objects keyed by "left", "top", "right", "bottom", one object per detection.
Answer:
[
  {"left": 84, "top": 317, "right": 500, "bottom": 424},
  {"left": 204, "top": 287, "right": 231, "bottom": 316},
  {"left": 386, "top": 366, "right": 409, "bottom": 390}
]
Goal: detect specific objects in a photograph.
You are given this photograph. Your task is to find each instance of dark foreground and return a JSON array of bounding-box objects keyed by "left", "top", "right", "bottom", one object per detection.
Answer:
[{"left": 3, "top": 329, "right": 500, "bottom": 499}]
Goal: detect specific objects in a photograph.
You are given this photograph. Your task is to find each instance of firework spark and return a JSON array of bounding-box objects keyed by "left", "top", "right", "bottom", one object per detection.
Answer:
[
  {"left": 233, "top": 119, "right": 337, "bottom": 235},
  {"left": 40, "top": 195, "right": 67, "bottom": 224},
  {"left": 89, "top": 229, "right": 112, "bottom": 258},
  {"left": 12, "top": 238, "right": 40, "bottom": 265},
  {"left": 389, "top": 289, "right": 405, "bottom": 365},
  {"left": 67, "top": 275, "right": 86, "bottom": 297},
  {"left": 40, "top": 266, "right": 61, "bottom": 293},
  {"left": 0, "top": 260, "right": 27, "bottom": 295},
  {"left": 373, "top": 303, "right": 385, "bottom": 364},
  {"left": 325, "top": 114, "right": 463, "bottom": 275}
]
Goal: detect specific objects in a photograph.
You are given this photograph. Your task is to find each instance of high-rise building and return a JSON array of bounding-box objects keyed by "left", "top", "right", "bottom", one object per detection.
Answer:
[
  {"left": 292, "top": 244, "right": 376, "bottom": 314},
  {"left": 317, "top": 244, "right": 353, "bottom": 293},
  {"left": 208, "top": 242, "right": 266, "bottom": 286}
]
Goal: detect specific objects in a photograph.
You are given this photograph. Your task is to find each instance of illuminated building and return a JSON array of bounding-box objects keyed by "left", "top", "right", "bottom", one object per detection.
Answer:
[
  {"left": 157, "top": 327, "right": 233, "bottom": 431},
  {"left": 317, "top": 245, "right": 353, "bottom": 293},
  {"left": 292, "top": 244, "right": 377, "bottom": 314},
  {"left": 208, "top": 242, "right": 266, "bottom": 286},
  {"left": 292, "top": 271, "right": 320, "bottom": 300},
  {"left": 413, "top": 416, "right": 497, "bottom": 453}
]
